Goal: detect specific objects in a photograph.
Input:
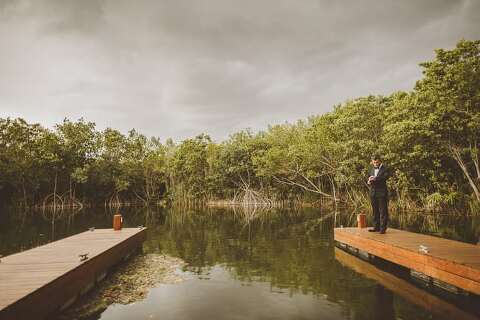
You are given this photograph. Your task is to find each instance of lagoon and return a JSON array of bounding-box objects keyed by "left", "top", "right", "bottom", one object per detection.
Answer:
[{"left": 1, "top": 207, "right": 479, "bottom": 320}]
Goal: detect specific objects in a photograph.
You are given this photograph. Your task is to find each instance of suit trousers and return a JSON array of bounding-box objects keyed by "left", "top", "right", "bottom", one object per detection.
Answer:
[{"left": 370, "top": 194, "right": 388, "bottom": 231}]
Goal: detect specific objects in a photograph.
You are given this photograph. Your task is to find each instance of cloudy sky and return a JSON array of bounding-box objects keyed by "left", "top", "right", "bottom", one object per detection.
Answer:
[{"left": 0, "top": 0, "right": 479, "bottom": 141}]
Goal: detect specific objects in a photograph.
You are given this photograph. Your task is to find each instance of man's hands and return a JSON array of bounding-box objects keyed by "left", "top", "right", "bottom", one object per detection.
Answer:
[{"left": 367, "top": 176, "right": 375, "bottom": 185}]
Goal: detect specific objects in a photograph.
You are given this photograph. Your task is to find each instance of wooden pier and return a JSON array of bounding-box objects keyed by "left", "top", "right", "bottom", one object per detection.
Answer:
[
  {"left": 335, "top": 248, "right": 478, "bottom": 320},
  {"left": 0, "top": 228, "right": 147, "bottom": 320},
  {"left": 334, "top": 228, "right": 480, "bottom": 295}
]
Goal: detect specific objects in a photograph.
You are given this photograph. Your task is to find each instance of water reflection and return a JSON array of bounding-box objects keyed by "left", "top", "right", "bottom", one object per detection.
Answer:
[
  {"left": 373, "top": 285, "right": 395, "bottom": 320},
  {"left": 1, "top": 206, "right": 479, "bottom": 320},
  {"left": 100, "top": 266, "right": 345, "bottom": 320},
  {"left": 334, "top": 247, "right": 478, "bottom": 320}
]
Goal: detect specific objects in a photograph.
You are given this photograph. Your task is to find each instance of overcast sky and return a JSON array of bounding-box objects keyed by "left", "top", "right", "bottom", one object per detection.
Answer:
[{"left": 0, "top": 0, "right": 479, "bottom": 141}]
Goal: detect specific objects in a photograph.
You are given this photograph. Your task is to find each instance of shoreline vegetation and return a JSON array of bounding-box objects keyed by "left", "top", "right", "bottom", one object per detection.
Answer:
[{"left": 1, "top": 40, "right": 479, "bottom": 214}]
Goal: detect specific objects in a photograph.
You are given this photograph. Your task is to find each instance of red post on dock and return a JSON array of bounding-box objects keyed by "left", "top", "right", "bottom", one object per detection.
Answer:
[
  {"left": 357, "top": 213, "right": 366, "bottom": 228},
  {"left": 113, "top": 214, "right": 123, "bottom": 231}
]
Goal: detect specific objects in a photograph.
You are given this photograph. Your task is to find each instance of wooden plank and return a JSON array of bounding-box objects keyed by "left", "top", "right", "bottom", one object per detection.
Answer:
[
  {"left": 0, "top": 228, "right": 146, "bottom": 320},
  {"left": 335, "top": 248, "right": 478, "bottom": 320},
  {"left": 334, "top": 228, "right": 480, "bottom": 295}
]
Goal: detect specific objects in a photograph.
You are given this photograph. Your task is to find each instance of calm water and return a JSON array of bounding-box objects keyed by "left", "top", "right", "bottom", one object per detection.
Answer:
[{"left": 1, "top": 207, "right": 479, "bottom": 320}]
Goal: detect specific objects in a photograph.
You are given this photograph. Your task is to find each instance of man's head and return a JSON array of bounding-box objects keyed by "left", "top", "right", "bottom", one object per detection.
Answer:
[{"left": 371, "top": 154, "right": 382, "bottom": 168}]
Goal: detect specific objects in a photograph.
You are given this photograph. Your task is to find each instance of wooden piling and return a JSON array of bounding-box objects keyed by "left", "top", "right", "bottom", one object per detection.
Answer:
[
  {"left": 357, "top": 213, "right": 367, "bottom": 228},
  {"left": 113, "top": 214, "right": 123, "bottom": 230}
]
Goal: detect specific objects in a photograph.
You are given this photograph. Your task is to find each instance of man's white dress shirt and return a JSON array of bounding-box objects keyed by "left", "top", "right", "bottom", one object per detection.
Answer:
[{"left": 374, "top": 164, "right": 382, "bottom": 177}]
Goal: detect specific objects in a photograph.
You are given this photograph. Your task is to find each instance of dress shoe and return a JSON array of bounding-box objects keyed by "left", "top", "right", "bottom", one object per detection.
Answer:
[{"left": 368, "top": 228, "right": 380, "bottom": 232}]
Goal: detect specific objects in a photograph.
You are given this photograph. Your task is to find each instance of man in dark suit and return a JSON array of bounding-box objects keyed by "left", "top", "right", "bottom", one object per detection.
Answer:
[{"left": 367, "top": 155, "right": 390, "bottom": 234}]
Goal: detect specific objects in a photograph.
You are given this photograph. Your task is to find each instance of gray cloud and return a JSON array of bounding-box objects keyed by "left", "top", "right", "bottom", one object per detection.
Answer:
[{"left": 0, "top": 0, "right": 479, "bottom": 141}]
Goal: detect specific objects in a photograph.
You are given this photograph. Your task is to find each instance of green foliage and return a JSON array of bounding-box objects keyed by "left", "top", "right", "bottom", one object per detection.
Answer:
[
  {"left": 0, "top": 39, "right": 478, "bottom": 211},
  {"left": 384, "top": 40, "right": 480, "bottom": 204},
  {"left": 169, "top": 134, "right": 211, "bottom": 200}
]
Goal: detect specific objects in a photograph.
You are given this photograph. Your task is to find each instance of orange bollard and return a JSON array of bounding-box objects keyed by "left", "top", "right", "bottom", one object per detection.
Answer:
[
  {"left": 357, "top": 213, "right": 367, "bottom": 228},
  {"left": 113, "top": 214, "right": 123, "bottom": 231}
]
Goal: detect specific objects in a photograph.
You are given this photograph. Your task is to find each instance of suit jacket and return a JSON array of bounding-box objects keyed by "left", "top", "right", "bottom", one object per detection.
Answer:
[{"left": 368, "top": 165, "right": 390, "bottom": 197}]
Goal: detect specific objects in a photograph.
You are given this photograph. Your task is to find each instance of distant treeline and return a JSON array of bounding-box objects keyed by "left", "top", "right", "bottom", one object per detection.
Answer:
[{"left": 0, "top": 40, "right": 479, "bottom": 212}]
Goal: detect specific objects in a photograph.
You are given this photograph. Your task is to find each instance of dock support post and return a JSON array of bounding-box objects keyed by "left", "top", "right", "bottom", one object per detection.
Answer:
[
  {"left": 357, "top": 213, "right": 366, "bottom": 228},
  {"left": 113, "top": 214, "right": 123, "bottom": 230}
]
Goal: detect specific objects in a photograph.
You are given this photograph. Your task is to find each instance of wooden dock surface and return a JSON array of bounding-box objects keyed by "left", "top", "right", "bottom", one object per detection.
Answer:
[
  {"left": 334, "top": 228, "right": 480, "bottom": 295},
  {"left": 335, "top": 248, "right": 478, "bottom": 320},
  {"left": 0, "top": 228, "right": 147, "bottom": 320}
]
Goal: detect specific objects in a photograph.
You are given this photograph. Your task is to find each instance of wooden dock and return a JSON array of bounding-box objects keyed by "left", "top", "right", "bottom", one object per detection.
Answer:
[
  {"left": 0, "top": 228, "right": 147, "bottom": 320},
  {"left": 334, "top": 228, "right": 480, "bottom": 295},
  {"left": 335, "top": 248, "right": 478, "bottom": 320}
]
